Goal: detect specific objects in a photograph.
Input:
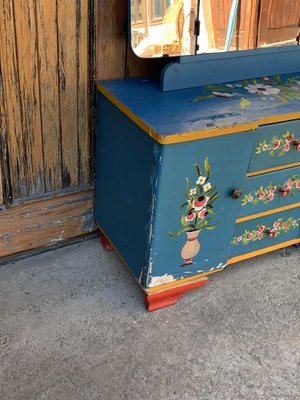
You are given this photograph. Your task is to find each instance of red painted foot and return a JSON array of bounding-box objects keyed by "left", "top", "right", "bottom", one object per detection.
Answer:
[
  {"left": 144, "top": 277, "right": 208, "bottom": 311},
  {"left": 99, "top": 231, "right": 114, "bottom": 251}
]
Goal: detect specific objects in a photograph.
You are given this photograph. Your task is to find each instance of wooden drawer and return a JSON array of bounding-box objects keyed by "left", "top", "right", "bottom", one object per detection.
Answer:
[
  {"left": 237, "top": 166, "right": 300, "bottom": 218},
  {"left": 229, "top": 208, "right": 300, "bottom": 259},
  {"left": 248, "top": 120, "right": 300, "bottom": 173}
]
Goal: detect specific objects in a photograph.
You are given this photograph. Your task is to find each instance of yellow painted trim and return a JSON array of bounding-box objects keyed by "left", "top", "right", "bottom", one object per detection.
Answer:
[
  {"left": 97, "top": 82, "right": 300, "bottom": 144},
  {"left": 145, "top": 267, "right": 225, "bottom": 294},
  {"left": 236, "top": 202, "right": 300, "bottom": 223},
  {"left": 227, "top": 237, "right": 300, "bottom": 265},
  {"left": 247, "top": 162, "right": 300, "bottom": 177}
]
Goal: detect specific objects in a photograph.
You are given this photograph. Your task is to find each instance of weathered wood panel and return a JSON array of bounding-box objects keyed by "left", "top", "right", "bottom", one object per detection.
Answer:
[
  {"left": 36, "top": 0, "right": 62, "bottom": 192},
  {"left": 78, "top": 0, "right": 91, "bottom": 183},
  {"left": 0, "top": 186, "right": 95, "bottom": 258},
  {"left": 14, "top": 0, "right": 45, "bottom": 195},
  {"left": 0, "top": 0, "right": 27, "bottom": 199},
  {"left": 57, "top": 1, "right": 79, "bottom": 187}
]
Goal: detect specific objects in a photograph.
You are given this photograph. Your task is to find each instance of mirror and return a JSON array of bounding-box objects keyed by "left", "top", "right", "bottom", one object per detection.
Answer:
[
  {"left": 130, "top": 0, "right": 199, "bottom": 58},
  {"left": 130, "top": 0, "right": 300, "bottom": 58},
  {"left": 198, "top": 0, "right": 300, "bottom": 53}
]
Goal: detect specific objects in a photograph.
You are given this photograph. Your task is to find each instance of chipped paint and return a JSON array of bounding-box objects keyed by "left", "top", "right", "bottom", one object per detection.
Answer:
[{"left": 149, "top": 274, "right": 176, "bottom": 287}]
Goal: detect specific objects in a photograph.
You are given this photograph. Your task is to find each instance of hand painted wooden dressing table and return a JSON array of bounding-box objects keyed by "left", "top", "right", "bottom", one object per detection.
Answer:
[{"left": 96, "top": 50, "right": 300, "bottom": 311}]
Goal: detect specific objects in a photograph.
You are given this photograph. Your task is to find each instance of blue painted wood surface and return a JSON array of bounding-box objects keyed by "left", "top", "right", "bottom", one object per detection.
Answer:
[
  {"left": 248, "top": 120, "right": 300, "bottom": 172},
  {"left": 95, "top": 94, "right": 159, "bottom": 281},
  {"left": 237, "top": 167, "right": 300, "bottom": 218},
  {"left": 230, "top": 208, "right": 300, "bottom": 258},
  {"left": 161, "top": 47, "right": 300, "bottom": 91},
  {"left": 144, "top": 132, "right": 254, "bottom": 287},
  {"left": 100, "top": 73, "right": 300, "bottom": 136}
]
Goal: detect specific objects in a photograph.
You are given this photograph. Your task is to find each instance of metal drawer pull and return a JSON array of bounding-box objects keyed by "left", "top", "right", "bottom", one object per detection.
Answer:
[{"left": 231, "top": 189, "right": 243, "bottom": 199}]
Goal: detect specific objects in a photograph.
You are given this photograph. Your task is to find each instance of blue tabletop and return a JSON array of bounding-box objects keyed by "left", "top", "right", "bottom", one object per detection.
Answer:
[{"left": 98, "top": 73, "right": 300, "bottom": 138}]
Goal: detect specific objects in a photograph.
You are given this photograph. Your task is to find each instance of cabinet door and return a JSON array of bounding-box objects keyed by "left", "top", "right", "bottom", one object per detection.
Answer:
[
  {"left": 145, "top": 131, "right": 254, "bottom": 288},
  {"left": 258, "top": 0, "right": 300, "bottom": 47}
]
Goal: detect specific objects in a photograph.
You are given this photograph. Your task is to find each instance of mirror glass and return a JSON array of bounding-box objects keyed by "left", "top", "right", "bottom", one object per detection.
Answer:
[
  {"left": 130, "top": 0, "right": 300, "bottom": 58},
  {"left": 198, "top": 0, "right": 300, "bottom": 53},
  {"left": 130, "top": 0, "right": 199, "bottom": 58}
]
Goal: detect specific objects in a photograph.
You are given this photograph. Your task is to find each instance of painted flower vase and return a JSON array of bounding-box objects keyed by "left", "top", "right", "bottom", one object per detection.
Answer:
[{"left": 181, "top": 229, "right": 201, "bottom": 265}]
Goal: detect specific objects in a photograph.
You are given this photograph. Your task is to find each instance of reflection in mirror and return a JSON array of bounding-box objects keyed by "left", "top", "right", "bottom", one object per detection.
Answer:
[
  {"left": 198, "top": 0, "right": 300, "bottom": 53},
  {"left": 131, "top": 0, "right": 199, "bottom": 58}
]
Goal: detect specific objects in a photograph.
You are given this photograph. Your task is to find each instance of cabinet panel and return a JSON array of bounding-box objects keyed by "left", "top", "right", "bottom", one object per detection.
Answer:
[
  {"left": 248, "top": 120, "right": 300, "bottom": 173},
  {"left": 146, "top": 131, "right": 254, "bottom": 287},
  {"left": 238, "top": 166, "right": 300, "bottom": 218},
  {"left": 230, "top": 207, "right": 300, "bottom": 258}
]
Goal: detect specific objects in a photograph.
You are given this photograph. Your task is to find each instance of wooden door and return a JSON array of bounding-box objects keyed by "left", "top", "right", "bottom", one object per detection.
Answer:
[
  {"left": 205, "top": 0, "right": 259, "bottom": 51},
  {"left": 257, "top": 0, "right": 300, "bottom": 47},
  {"left": 0, "top": 0, "right": 96, "bottom": 258}
]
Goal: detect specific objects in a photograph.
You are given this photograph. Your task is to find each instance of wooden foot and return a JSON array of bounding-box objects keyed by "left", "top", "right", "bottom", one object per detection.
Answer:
[
  {"left": 144, "top": 277, "right": 208, "bottom": 312},
  {"left": 99, "top": 231, "right": 114, "bottom": 251}
]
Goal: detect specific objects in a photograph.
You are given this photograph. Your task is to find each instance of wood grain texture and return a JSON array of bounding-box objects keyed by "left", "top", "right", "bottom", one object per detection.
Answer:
[
  {"left": 14, "top": 0, "right": 45, "bottom": 195},
  {"left": 77, "top": 0, "right": 90, "bottom": 183},
  {"left": 36, "top": 0, "right": 62, "bottom": 192},
  {"left": 57, "top": 0, "right": 79, "bottom": 187},
  {"left": 0, "top": 186, "right": 95, "bottom": 257},
  {"left": 96, "top": 0, "right": 127, "bottom": 80},
  {"left": 0, "top": 0, "right": 27, "bottom": 199}
]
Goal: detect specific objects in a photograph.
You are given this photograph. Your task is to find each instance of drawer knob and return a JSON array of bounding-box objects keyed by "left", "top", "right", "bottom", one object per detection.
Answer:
[
  {"left": 279, "top": 187, "right": 291, "bottom": 197},
  {"left": 292, "top": 139, "right": 300, "bottom": 150},
  {"left": 231, "top": 189, "right": 243, "bottom": 199}
]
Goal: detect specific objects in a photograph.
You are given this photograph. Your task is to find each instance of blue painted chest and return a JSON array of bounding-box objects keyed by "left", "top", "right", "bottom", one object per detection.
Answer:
[{"left": 96, "top": 71, "right": 300, "bottom": 311}]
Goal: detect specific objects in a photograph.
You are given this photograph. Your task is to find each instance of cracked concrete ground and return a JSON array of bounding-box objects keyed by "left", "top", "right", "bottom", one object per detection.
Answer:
[{"left": 0, "top": 238, "right": 299, "bottom": 400}]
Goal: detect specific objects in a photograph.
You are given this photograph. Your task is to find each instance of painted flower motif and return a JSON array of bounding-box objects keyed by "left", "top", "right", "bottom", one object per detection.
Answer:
[
  {"left": 267, "top": 229, "right": 276, "bottom": 238},
  {"left": 245, "top": 84, "right": 280, "bottom": 96},
  {"left": 198, "top": 208, "right": 208, "bottom": 219},
  {"left": 185, "top": 212, "right": 196, "bottom": 222},
  {"left": 203, "top": 183, "right": 212, "bottom": 192},
  {"left": 237, "top": 236, "right": 243, "bottom": 242},
  {"left": 257, "top": 232, "right": 264, "bottom": 240},
  {"left": 296, "top": 144, "right": 300, "bottom": 151},
  {"left": 193, "top": 196, "right": 208, "bottom": 211},
  {"left": 258, "top": 191, "right": 265, "bottom": 200},
  {"left": 248, "top": 196, "right": 254, "bottom": 202},
  {"left": 196, "top": 176, "right": 206, "bottom": 185},
  {"left": 212, "top": 92, "right": 234, "bottom": 98},
  {"left": 286, "top": 134, "right": 294, "bottom": 142},
  {"left": 257, "top": 226, "right": 265, "bottom": 234},
  {"left": 269, "top": 186, "right": 277, "bottom": 193},
  {"left": 262, "top": 144, "right": 269, "bottom": 151},
  {"left": 272, "top": 140, "right": 280, "bottom": 150},
  {"left": 267, "top": 192, "right": 275, "bottom": 201},
  {"left": 190, "top": 188, "right": 197, "bottom": 196},
  {"left": 296, "top": 181, "right": 300, "bottom": 189},
  {"left": 281, "top": 222, "right": 288, "bottom": 230},
  {"left": 287, "top": 179, "right": 294, "bottom": 188},
  {"left": 273, "top": 221, "right": 280, "bottom": 230},
  {"left": 246, "top": 232, "right": 253, "bottom": 240},
  {"left": 292, "top": 220, "right": 297, "bottom": 226},
  {"left": 283, "top": 143, "right": 290, "bottom": 152}
]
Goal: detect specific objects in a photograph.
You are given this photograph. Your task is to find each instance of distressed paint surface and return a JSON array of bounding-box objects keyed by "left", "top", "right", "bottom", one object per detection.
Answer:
[{"left": 100, "top": 73, "right": 300, "bottom": 137}]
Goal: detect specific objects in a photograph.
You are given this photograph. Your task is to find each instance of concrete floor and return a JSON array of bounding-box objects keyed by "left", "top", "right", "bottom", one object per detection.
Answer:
[{"left": 0, "top": 238, "right": 299, "bottom": 400}]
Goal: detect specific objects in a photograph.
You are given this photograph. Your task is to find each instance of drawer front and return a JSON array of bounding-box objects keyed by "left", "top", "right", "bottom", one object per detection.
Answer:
[
  {"left": 237, "top": 166, "right": 300, "bottom": 218},
  {"left": 248, "top": 120, "right": 300, "bottom": 173},
  {"left": 229, "top": 208, "right": 300, "bottom": 258}
]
